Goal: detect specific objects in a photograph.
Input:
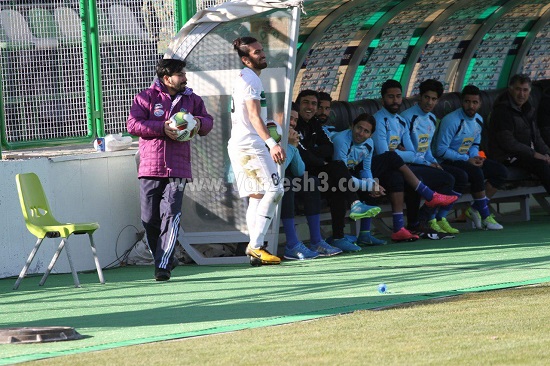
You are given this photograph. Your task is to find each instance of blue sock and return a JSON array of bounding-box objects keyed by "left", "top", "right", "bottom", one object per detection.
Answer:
[
  {"left": 392, "top": 212, "right": 404, "bottom": 232},
  {"left": 306, "top": 214, "right": 322, "bottom": 245},
  {"left": 472, "top": 197, "right": 490, "bottom": 219},
  {"left": 437, "top": 191, "right": 461, "bottom": 220},
  {"left": 415, "top": 181, "right": 434, "bottom": 201},
  {"left": 360, "top": 218, "right": 371, "bottom": 231},
  {"left": 436, "top": 204, "right": 454, "bottom": 220},
  {"left": 282, "top": 218, "right": 299, "bottom": 248},
  {"left": 436, "top": 207, "right": 448, "bottom": 220}
]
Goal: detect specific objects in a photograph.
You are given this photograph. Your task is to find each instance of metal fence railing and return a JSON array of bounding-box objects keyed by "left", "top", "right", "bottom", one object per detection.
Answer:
[
  {"left": 98, "top": 1, "right": 176, "bottom": 136},
  {"left": 0, "top": 0, "right": 212, "bottom": 157},
  {"left": 0, "top": 1, "right": 89, "bottom": 148},
  {"left": 196, "top": 0, "right": 226, "bottom": 11}
]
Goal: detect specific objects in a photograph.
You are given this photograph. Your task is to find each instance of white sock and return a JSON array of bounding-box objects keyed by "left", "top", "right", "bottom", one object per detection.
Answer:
[
  {"left": 249, "top": 189, "right": 283, "bottom": 248},
  {"left": 246, "top": 197, "right": 261, "bottom": 245}
]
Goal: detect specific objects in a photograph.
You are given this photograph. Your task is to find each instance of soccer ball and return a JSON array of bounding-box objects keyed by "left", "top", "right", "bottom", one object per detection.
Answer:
[
  {"left": 169, "top": 111, "right": 197, "bottom": 142},
  {"left": 266, "top": 120, "right": 282, "bottom": 143}
]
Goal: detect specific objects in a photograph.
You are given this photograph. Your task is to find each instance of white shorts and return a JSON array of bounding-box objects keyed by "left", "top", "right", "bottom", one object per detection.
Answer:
[{"left": 228, "top": 145, "right": 281, "bottom": 198}]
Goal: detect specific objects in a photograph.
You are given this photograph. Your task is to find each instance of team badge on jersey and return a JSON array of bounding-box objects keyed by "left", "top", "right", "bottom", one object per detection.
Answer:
[
  {"left": 346, "top": 159, "right": 358, "bottom": 169},
  {"left": 459, "top": 137, "right": 474, "bottom": 154},
  {"left": 417, "top": 134, "right": 430, "bottom": 152},
  {"left": 153, "top": 103, "right": 164, "bottom": 117},
  {"left": 389, "top": 135, "right": 400, "bottom": 150}
]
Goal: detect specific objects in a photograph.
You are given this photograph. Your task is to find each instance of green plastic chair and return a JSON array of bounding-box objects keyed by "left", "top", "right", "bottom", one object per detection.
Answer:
[{"left": 14, "top": 173, "right": 105, "bottom": 290}]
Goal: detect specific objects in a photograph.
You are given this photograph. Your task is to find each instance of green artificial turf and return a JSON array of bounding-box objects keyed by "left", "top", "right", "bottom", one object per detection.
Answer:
[{"left": 1, "top": 215, "right": 550, "bottom": 364}]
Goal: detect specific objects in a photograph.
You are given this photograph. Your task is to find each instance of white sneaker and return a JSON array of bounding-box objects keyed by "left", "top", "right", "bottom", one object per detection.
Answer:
[
  {"left": 482, "top": 215, "right": 504, "bottom": 230},
  {"left": 465, "top": 207, "right": 483, "bottom": 229}
]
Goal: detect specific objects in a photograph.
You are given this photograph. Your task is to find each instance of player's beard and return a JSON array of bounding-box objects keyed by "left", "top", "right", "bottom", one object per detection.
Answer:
[
  {"left": 251, "top": 58, "right": 267, "bottom": 70},
  {"left": 171, "top": 80, "right": 187, "bottom": 94},
  {"left": 317, "top": 114, "right": 328, "bottom": 123},
  {"left": 384, "top": 101, "right": 400, "bottom": 114},
  {"left": 464, "top": 109, "right": 476, "bottom": 118}
]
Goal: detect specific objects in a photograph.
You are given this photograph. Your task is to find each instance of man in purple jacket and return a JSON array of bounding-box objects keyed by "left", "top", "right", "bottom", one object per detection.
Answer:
[{"left": 127, "top": 58, "right": 213, "bottom": 281}]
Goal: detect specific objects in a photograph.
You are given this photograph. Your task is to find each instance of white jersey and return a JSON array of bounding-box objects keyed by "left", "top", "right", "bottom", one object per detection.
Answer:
[{"left": 228, "top": 67, "right": 268, "bottom": 149}]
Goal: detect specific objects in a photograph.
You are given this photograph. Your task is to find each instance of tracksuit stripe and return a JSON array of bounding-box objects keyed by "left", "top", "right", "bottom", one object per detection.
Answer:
[{"left": 160, "top": 212, "right": 181, "bottom": 269}]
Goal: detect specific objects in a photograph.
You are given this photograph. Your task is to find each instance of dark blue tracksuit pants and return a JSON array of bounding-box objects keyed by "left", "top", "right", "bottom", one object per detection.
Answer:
[{"left": 140, "top": 177, "right": 185, "bottom": 271}]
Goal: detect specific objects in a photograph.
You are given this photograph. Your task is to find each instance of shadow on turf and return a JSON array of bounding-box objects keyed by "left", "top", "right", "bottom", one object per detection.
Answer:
[{"left": 2, "top": 217, "right": 550, "bottom": 335}]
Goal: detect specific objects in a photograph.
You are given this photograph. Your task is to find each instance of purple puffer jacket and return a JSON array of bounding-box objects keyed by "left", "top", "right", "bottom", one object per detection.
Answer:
[{"left": 127, "top": 81, "right": 213, "bottom": 179}]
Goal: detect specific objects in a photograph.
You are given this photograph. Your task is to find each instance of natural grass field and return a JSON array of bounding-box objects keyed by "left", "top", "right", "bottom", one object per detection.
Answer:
[{"left": 23, "top": 283, "right": 550, "bottom": 366}]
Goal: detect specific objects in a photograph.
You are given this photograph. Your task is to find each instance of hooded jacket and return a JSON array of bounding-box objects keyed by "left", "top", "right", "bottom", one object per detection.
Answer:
[{"left": 127, "top": 80, "right": 213, "bottom": 179}]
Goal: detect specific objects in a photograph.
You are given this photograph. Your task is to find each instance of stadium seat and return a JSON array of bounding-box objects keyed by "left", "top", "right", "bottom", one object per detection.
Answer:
[
  {"left": 96, "top": 7, "right": 113, "bottom": 43},
  {"left": 54, "top": 6, "right": 82, "bottom": 44},
  {"left": 28, "top": 8, "right": 58, "bottom": 40},
  {"left": 13, "top": 173, "right": 105, "bottom": 290},
  {"left": 109, "top": 4, "right": 150, "bottom": 40},
  {"left": 329, "top": 101, "right": 353, "bottom": 131},
  {"left": 399, "top": 95, "right": 418, "bottom": 112},
  {"left": 107, "top": 3, "right": 157, "bottom": 86},
  {"left": 432, "top": 92, "right": 461, "bottom": 120},
  {"left": 0, "top": 9, "right": 57, "bottom": 49},
  {"left": 349, "top": 99, "right": 383, "bottom": 120}
]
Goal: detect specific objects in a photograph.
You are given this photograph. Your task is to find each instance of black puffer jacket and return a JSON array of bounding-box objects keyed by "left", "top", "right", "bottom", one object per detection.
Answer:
[
  {"left": 295, "top": 115, "right": 334, "bottom": 170},
  {"left": 488, "top": 91, "right": 550, "bottom": 162}
]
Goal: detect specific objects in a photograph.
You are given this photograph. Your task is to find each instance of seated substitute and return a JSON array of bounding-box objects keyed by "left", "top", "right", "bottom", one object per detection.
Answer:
[
  {"left": 280, "top": 103, "right": 342, "bottom": 260},
  {"left": 316, "top": 91, "right": 338, "bottom": 138},
  {"left": 332, "top": 113, "right": 457, "bottom": 243},
  {"left": 372, "top": 79, "right": 458, "bottom": 240},
  {"left": 488, "top": 74, "right": 550, "bottom": 196},
  {"left": 294, "top": 89, "right": 381, "bottom": 252},
  {"left": 316, "top": 91, "right": 361, "bottom": 244},
  {"left": 434, "top": 85, "right": 508, "bottom": 230},
  {"left": 401, "top": 79, "right": 466, "bottom": 236}
]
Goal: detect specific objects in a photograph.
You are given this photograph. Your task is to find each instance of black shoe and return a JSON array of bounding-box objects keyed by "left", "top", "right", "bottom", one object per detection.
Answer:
[
  {"left": 155, "top": 268, "right": 171, "bottom": 281},
  {"left": 408, "top": 223, "right": 445, "bottom": 240}
]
